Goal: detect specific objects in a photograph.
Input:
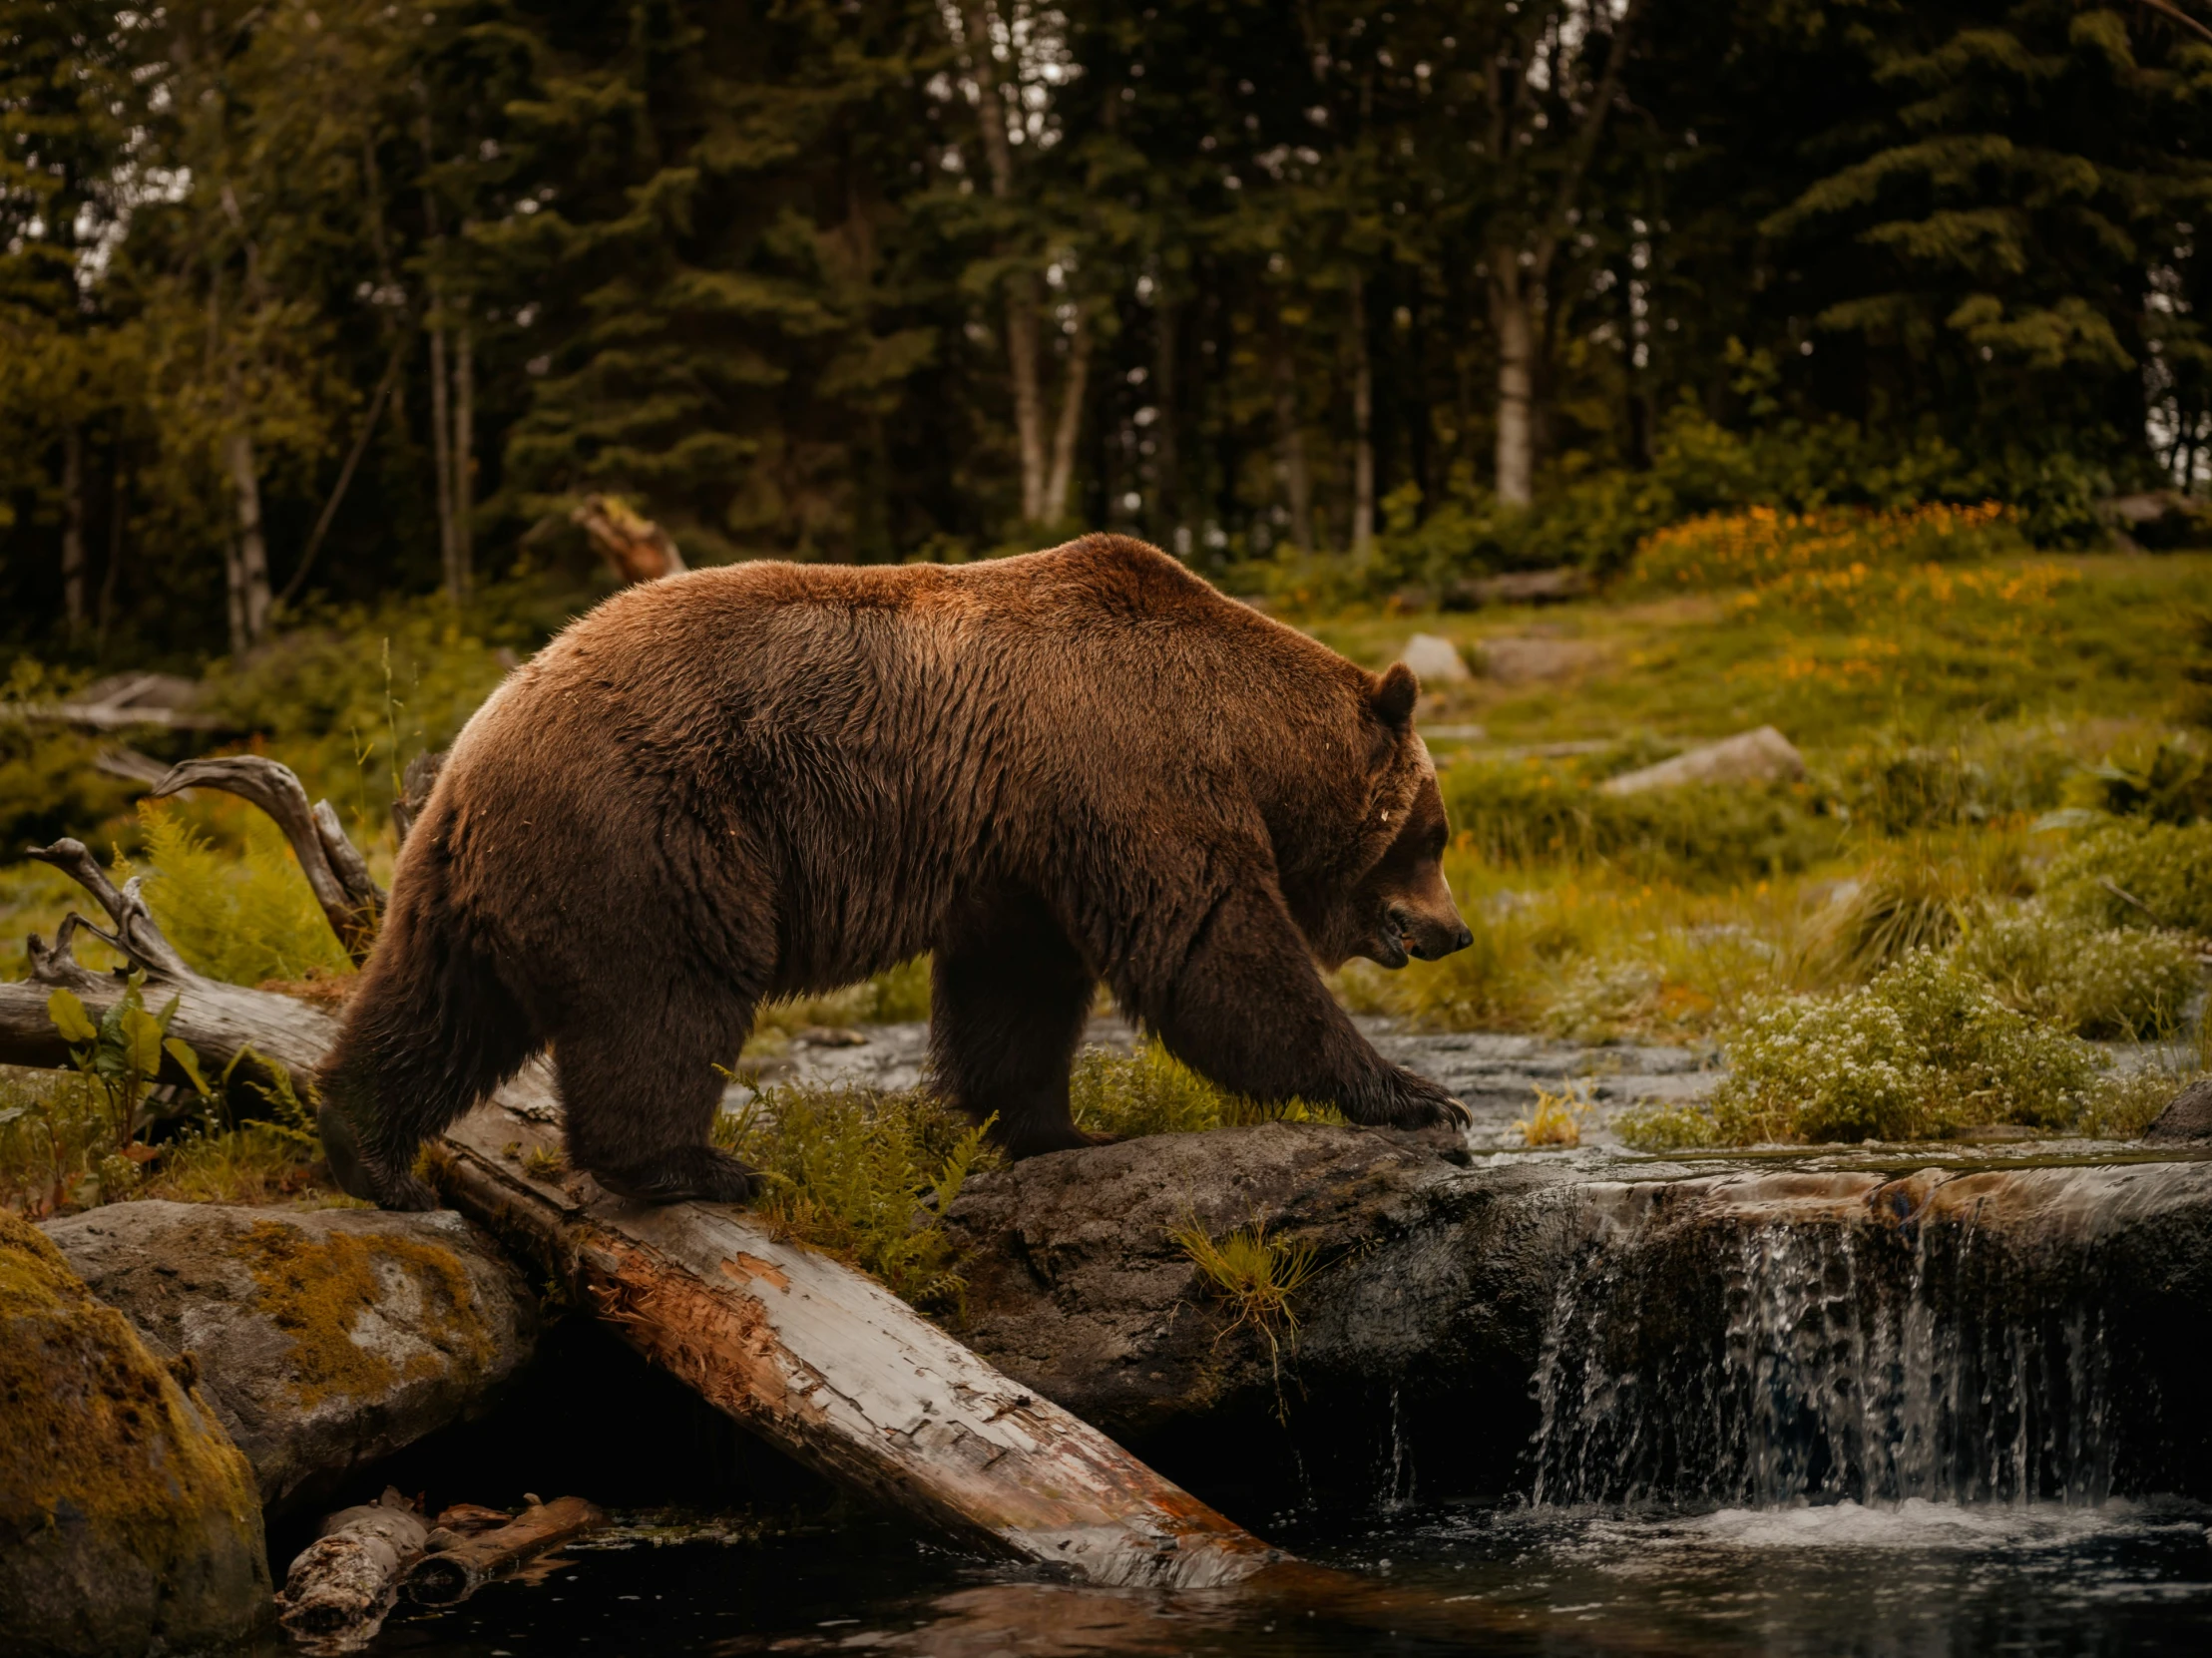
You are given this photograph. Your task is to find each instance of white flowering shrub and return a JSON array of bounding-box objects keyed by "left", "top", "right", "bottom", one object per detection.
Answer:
[
  {"left": 1958, "top": 903, "right": 2200, "bottom": 1038},
  {"left": 1616, "top": 951, "right": 2103, "bottom": 1148}
]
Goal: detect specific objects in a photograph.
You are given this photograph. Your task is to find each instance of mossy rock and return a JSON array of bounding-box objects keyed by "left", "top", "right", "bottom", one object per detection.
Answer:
[
  {"left": 0, "top": 1209, "right": 271, "bottom": 1657},
  {"left": 44, "top": 1202, "right": 538, "bottom": 1513}
]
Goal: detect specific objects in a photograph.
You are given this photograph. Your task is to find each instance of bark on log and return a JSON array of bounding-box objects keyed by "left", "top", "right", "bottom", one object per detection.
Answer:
[
  {"left": 401, "top": 1496, "right": 604, "bottom": 1606},
  {"left": 276, "top": 1489, "right": 426, "bottom": 1641},
  {"left": 2, "top": 814, "right": 1282, "bottom": 1591}
]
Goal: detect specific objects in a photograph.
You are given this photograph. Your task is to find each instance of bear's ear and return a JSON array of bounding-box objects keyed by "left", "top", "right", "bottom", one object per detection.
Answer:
[{"left": 1374, "top": 661, "right": 1419, "bottom": 731}]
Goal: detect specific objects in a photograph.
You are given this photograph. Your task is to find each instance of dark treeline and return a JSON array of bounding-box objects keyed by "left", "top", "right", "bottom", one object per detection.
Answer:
[{"left": 4, "top": 1, "right": 2210, "bottom": 661}]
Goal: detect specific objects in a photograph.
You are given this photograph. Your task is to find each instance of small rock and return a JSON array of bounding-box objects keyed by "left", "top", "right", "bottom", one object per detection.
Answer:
[
  {"left": 43, "top": 1201, "right": 537, "bottom": 1514},
  {"left": 1455, "top": 568, "right": 1590, "bottom": 608},
  {"left": 0, "top": 1209, "right": 270, "bottom": 1657},
  {"left": 1474, "top": 635, "right": 1608, "bottom": 684},
  {"left": 1398, "top": 633, "right": 1472, "bottom": 684},
  {"left": 1599, "top": 726, "right": 1805, "bottom": 795},
  {"left": 2145, "top": 1076, "right": 2212, "bottom": 1141}
]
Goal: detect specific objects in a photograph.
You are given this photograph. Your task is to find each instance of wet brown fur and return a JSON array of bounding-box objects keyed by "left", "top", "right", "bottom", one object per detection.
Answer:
[{"left": 317, "top": 535, "right": 1472, "bottom": 1208}]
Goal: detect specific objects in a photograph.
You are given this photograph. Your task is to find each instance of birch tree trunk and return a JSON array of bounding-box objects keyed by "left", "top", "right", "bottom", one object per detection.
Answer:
[
  {"left": 223, "top": 428, "right": 271, "bottom": 651},
  {"left": 61, "top": 425, "right": 88, "bottom": 639},
  {"left": 1350, "top": 278, "right": 1375, "bottom": 559},
  {"left": 1490, "top": 270, "right": 1537, "bottom": 510},
  {"left": 962, "top": 1, "right": 1048, "bottom": 526},
  {"left": 1152, "top": 294, "right": 1180, "bottom": 548},
  {"left": 1042, "top": 303, "right": 1092, "bottom": 528}
]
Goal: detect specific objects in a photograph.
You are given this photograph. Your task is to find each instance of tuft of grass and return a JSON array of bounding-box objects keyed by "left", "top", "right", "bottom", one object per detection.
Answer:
[
  {"left": 1514, "top": 1082, "right": 1595, "bottom": 1147},
  {"left": 750, "top": 957, "right": 934, "bottom": 1036},
  {"left": 1069, "top": 1039, "right": 1343, "bottom": 1139},
  {"left": 713, "top": 1084, "right": 995, "bottom": 1316},
  {"left": 1805, "top": 843, "right": 1990, "bottom": 984},
  {"left": 1167, "top": 1213, "right": 1325, "bottom": 1414}
]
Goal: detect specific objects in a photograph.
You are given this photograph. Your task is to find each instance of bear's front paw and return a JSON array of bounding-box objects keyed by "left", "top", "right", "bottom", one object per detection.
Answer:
[{"left": 594, "top": 1145, "right": 761, "bottom": 1207}]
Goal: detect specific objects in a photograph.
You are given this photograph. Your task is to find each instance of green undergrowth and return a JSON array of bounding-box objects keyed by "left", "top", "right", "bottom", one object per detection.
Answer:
[
  {"left": 712, "top": 1085, "right": 995, "bottom": 1316},
  {"left": 1070, "top": 1039, "right": 1344, "bottom": 1137},
  {"left": 1616, "top": 951, "right": 2182, "bottom": 1150}
]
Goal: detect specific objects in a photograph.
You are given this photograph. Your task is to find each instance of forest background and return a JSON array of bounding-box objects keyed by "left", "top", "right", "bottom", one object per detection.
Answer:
[{"left": 7, "top": 0, "right": 2212, "bottom": 659}]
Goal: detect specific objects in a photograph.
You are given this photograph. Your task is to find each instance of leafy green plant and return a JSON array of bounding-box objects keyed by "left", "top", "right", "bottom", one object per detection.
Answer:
[
  {"left": 2060, "top": 736, "right": 2212, "bottom": 826},
  {"left": 1069, "top": 1039, "right": 1342, "bottom": 1139},
  {"left": 713, "top": 1084, "right": 995, "bottom": 1316},
  {"left": 48, "top": 974, "right": 207, "bottom": 1153},
  {"left": 1617, "top": 951, "right": 2103, "bottom": 1148},
  {"left": 0, "top": 1068, "right": 112, "bottom": 1218}
]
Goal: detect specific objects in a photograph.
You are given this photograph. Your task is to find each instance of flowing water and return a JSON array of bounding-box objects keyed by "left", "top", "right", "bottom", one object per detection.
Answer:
[{"left": 323, "top": 1168, "right": 2212, "bottom": 1656}]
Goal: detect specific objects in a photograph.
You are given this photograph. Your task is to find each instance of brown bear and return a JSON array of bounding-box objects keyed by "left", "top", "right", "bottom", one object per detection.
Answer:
[{"left": 317, "top": 535, "right": 1475, "bottom": 1209}]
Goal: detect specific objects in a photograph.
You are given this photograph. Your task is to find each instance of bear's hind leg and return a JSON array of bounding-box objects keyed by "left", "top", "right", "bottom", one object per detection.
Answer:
[
  {"left": 931, "top": 890, "right": 1099, "bottom": 1158},
  {"left": 553, "top": 994, "right": 759, "bottom": 1205}
]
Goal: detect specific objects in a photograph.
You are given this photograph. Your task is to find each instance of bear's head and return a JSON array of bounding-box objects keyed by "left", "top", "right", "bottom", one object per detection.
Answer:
[{"left": 1308, "top": 663, "right": 1475, "bottom": 972}]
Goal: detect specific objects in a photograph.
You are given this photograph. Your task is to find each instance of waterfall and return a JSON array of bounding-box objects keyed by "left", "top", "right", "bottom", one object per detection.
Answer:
[{"left": 1528, "top": 1188, "right": 2118, "bottom": 1509}]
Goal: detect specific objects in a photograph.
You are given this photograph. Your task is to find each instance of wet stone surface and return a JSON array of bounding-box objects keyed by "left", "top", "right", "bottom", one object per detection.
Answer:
[{"left": 724, "top": 1015, "right": 1721, "bottom": 1151}]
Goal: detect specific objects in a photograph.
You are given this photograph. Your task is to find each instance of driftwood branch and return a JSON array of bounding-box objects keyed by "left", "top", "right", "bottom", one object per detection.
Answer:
[
  {"left": 572, "top": 495, "right": 686, "bottom": 584},
  {"left": 402, "top": 1495, "right": 604, "bottom": 1606},
  {"left": 150, "top": 755, "right": 384, "bottom": 963},
  {"left": 2, "top": 768, "right": 1282, "bottom": 1590}
]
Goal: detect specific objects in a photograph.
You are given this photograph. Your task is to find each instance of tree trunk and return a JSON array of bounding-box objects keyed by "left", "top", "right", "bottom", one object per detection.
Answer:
[
  {"left": 0, "top": 813, "right": 1281, "bottom": 1593},
  {"left": 1152, "top": 294, "right": 1180, "bottom": 550},
  {"left": 98, "top": 447, "right": 126, "bottom": 648},
  {"left": 961, "top": 1, "right": 1048, "bottom": 527},
  {"left": 1491, "top": 271, "right": 1537, "bottom": 510},
  {"left": 1350, "top": 278, "right": 1375, "bottom": 560},
  {"left": 453, "top": 320, "right": 474, "bottom": 598},
  {"left": 427, "top": 304, "right": 458, "bottom": 601},
  {"left": 1042, "top": 302, "right": 1092, "bottom": 529},
  {"left": 61, "top": 425, "right": 88, "bottom": 639},
  {"left": 1274, "top": 335, "right": 1313, "bottom": 553},
  {"left": 223, "top": 429, "right": 271, "bottom": 651}
]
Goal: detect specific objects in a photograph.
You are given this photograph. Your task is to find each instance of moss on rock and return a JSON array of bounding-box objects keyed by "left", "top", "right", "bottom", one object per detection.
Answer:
[
  {"left": 233, "top": 1221, "right": 495, "bottom": 1407},
  {"left": 0, "top": 1210, "right": 270, "bottom": 1656}
]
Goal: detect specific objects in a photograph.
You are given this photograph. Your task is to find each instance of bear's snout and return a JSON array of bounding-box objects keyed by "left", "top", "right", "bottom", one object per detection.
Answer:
[{"left": 1386, "top": 902, "right": 1475, "bottom": 963}]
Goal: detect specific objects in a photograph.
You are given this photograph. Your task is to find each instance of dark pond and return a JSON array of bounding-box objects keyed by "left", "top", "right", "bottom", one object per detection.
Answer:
[{"left": 310, "top": 1492, "right": 2212, "bottom": 1658}]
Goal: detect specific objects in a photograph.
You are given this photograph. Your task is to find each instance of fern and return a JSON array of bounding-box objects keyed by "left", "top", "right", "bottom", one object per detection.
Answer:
[{"left": 126, "top": 800, "right": 353, "bottom": 987}]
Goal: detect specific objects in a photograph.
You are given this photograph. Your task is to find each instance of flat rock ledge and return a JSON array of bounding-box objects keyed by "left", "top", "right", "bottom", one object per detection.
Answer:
[
  {"left": 43, "top": 1202, "right": 539, "bottom": 1515},
  {"left": 945, "top": 1126, "right": 2212, "bottom": 1501},
  {"left": 1, "top": 1210, "right": 270, "bottom": 1658}
]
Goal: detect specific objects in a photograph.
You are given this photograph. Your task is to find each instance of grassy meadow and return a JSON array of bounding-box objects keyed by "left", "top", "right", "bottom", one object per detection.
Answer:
[{"left": 7, "top": 507, "right": 2212, "bottom": 1230}]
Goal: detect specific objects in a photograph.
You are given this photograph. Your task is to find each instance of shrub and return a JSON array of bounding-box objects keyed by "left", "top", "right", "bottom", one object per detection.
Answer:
[
  {"left": 1819, "top": 725, "right": 2080, "bottom": 836},
  {"left": 2042, "top": 821, "right": 2212, "bottom": 936},
  {"left": 1626, "top": 502, "right": 2018, "bottom": 596},
  {"left": 713, "top": 1084, "right": 994, "bottom": 1315},
  {"left": 2060, "top": 736, "right": 2212, "bottom": 826},
  {"left": 1069, "top": 1039, "right": 1342, "bottom": 1139},
  {"left": 1617, "top": 951, "right": 2104, "bottom": 1148},
  {"left": 1957, "top": 903, "right": 2200, "bottom": 1038},
  {"left": 0, "top": 661, "right": 137, "bottom": 849}
]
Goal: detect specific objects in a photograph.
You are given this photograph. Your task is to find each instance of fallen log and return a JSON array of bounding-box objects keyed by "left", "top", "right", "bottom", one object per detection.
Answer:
[
  {"left": 275, "top": 1488, "right": 426, "bottom": 1644},
  {"left": 402, "top": 1495, "right": 605, "bottom": 1606},
  {"left": 1, "top": 791, "right": 1282, "bottom": 1590}
]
